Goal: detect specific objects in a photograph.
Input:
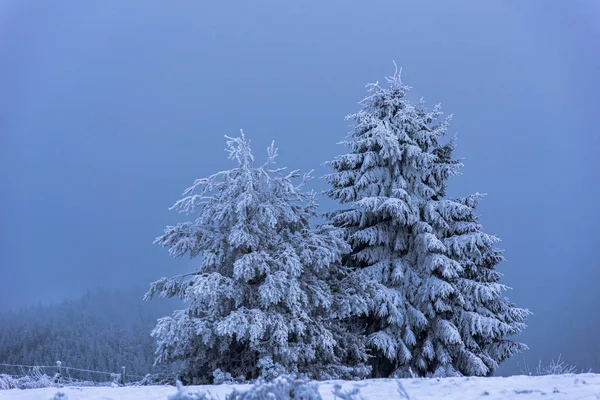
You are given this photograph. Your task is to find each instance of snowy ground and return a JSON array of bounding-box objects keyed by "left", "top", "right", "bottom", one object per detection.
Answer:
[{"left": 1, "top": 374, "right": 599, "bottom": 400}]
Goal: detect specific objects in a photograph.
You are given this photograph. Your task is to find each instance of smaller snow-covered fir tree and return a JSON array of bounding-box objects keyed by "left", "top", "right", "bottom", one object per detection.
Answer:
[{"left": 146, "top": 132, "right": 370, "bottom": 383}]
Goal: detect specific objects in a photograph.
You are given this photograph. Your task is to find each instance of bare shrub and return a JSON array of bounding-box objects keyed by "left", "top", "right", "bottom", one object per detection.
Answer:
[{"left": 518, "top": 354, "right": 580, "bottom": 376}]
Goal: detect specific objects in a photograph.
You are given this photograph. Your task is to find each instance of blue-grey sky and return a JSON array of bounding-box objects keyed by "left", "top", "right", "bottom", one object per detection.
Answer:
[{"left": 1, "top": 0, "right": 598, "bottom": 375}]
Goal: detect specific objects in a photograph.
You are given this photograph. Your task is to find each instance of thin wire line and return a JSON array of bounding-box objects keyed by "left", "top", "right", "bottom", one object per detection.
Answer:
[{"left": 0, "top": 363, "right": 145, "bottom": 379}]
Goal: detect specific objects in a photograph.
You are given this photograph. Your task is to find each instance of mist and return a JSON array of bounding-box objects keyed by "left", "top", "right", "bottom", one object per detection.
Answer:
[{"left": 1, "top": 0, "right": 598, "bottom": 376}]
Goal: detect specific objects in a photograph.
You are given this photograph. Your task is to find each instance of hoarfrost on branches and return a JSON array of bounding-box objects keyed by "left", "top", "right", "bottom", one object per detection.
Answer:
[
  {"left": 324, "top": 65, "right": 529, "bottom": 377},
  {"left": 147, "top": 132, "right": 370, "bottom": 383}
]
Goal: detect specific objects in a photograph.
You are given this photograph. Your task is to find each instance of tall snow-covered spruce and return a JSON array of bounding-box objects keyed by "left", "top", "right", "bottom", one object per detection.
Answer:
[
  {"left": 324, "top": 66, "right": 529, "bottom": 378},
  {"left": 146, "top": 133, "right": 370, "bottom": 383}
]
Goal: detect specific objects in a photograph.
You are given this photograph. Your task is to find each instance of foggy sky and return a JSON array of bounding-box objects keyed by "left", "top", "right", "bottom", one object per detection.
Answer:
[{"left": 1, "top": 0, "right": 598, "bottom": 375}]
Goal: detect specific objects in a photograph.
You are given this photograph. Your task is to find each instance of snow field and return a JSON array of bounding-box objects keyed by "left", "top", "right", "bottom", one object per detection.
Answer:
[{"left": 1, "top": 374, "right": 599, "bottom": 400}]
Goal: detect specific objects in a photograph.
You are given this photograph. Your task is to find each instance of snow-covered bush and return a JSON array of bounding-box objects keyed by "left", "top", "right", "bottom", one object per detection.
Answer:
[
  {"left": 519, "top": 355, "right": 580, "bottom": 376},
  {"left": 331, "top": 384, "right": 365, "bottom": 400},
  {"left": 0, "top": 368, "right": 57, "bottom": 390},
  {"left": 165, "top": 376, "right": 370, "bottom": 400},
  {"left": 212, "top": 369, "right": 246, "bottom": 384},
  {"left": 139, "top": 372, "right": 178, "bottom": 386},
  {"left": 538, "top": 356, "right": 578, "bottom": 375},
  {"left": 212, "top": 369, "right": 232, "bottom": 385},
  {"left": 255, "top": 357, "right": 287, "bottom": 381},
  {"left": 0, "top": 375, "right": 12, "bottom": 390},
  {"left": 226, "top": 375, "right": 321, "bottom": 400},
  {"left": 168, "top": 380, "right": 216, "bottom": 400}
]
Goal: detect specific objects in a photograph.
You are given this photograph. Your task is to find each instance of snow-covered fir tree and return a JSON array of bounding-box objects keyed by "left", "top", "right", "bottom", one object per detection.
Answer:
[
  {"left": 324, "top": 66, "right": 529, "bottom": 378},
  {"left": 146, "top": 133, "right": 371, "bottom": 383}
]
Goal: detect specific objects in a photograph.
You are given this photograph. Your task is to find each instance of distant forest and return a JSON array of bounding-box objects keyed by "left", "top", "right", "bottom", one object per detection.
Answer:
[{"left": 0, "top": 288, "right": 178, "bottom": 380}]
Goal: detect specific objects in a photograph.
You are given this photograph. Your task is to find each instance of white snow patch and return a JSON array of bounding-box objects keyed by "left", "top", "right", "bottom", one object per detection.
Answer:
[{"left": 1, "top": 374, "right": 599, "bottom": 400}]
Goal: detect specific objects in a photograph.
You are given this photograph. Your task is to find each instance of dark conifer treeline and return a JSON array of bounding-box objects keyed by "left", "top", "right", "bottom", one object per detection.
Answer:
[{"left": 0, "top": 288, "right": 177, "bottom": 380}]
